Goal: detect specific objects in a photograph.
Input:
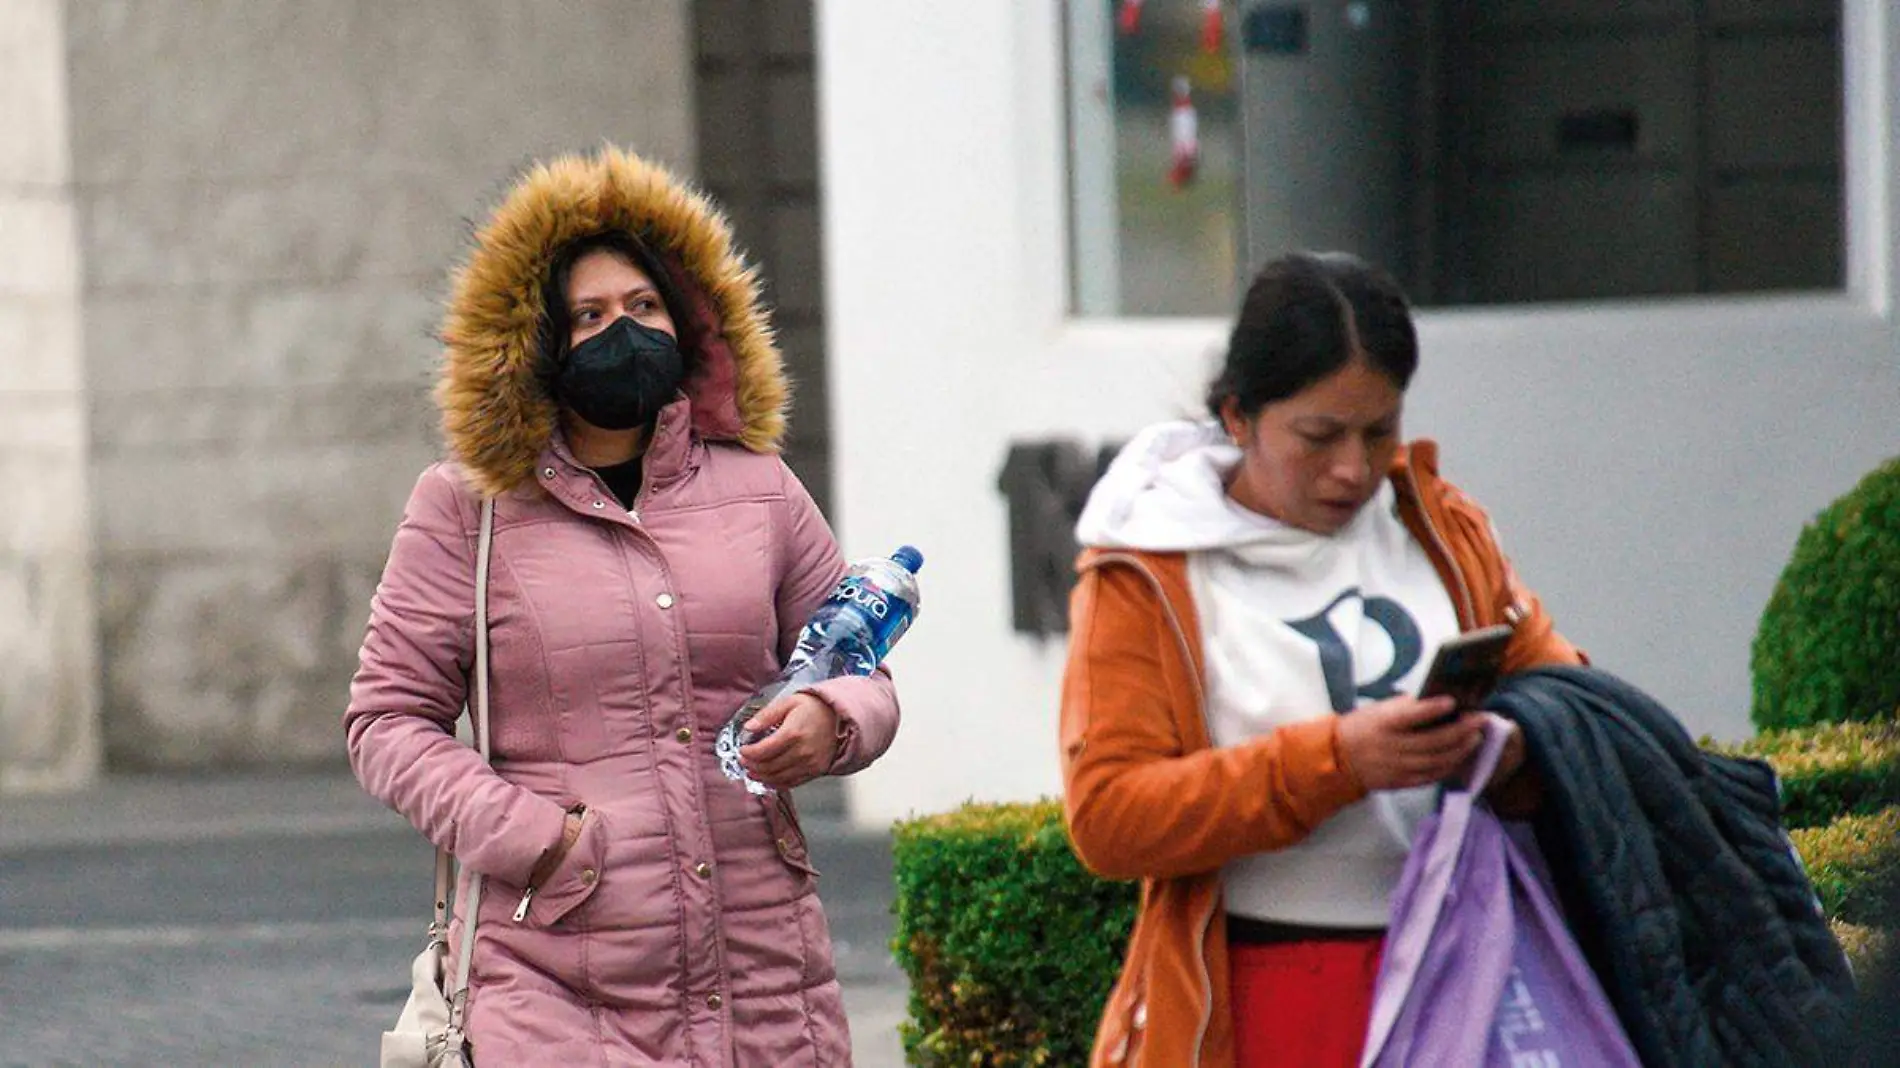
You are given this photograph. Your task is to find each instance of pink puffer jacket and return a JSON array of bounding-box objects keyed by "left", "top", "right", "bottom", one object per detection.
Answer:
[{"left": 345, "top": 147, "right": 899, "bottom": 1066}]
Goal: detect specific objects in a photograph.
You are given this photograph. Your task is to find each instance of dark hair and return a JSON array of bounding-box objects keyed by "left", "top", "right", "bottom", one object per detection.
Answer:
[
  {"left": 1205, "top": 251, "right": 1418, "bottom": 419},
  {"left": 535, "top": 229, "right": 700, "bottom": 384}
]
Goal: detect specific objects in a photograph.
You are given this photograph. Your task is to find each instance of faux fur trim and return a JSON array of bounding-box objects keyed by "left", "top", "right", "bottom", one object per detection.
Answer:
[{"left": 435, "top": 144, "right": 788, "bottom": 497}]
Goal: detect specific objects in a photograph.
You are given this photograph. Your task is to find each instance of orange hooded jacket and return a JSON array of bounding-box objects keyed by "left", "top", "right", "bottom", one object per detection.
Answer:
[{"left": 1059, "top": 440, "right": 1584, "bottom": 1068}]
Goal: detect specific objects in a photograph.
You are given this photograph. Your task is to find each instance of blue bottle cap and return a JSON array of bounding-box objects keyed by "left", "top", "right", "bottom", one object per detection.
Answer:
[{"left": 891, "top": 545, "right": 924, "bottom": 573}]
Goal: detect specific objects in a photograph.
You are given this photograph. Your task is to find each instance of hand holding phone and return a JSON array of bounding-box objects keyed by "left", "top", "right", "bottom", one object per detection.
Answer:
[{"left": 1417, "top": 624, "right": 1514, "bottom": 725}]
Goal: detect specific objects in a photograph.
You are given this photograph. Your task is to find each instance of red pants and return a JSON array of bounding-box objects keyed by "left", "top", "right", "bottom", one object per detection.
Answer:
[{"left": 1230, "top": 937, "right": 1384, "bottom": 1068}]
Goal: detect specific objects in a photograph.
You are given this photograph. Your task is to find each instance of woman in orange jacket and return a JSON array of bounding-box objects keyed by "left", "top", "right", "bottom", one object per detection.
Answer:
[{"left": 1059, "top": 252, "right": 1583, "bottom": 1068}]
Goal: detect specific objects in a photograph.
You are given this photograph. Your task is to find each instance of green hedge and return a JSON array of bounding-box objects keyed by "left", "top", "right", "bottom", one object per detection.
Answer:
[
  {"left": 1830, "top": 919, "right": 1892, "bottom": 978},
  {"left": 1751, "top": 456, "right": 1900, "bottom": 732},
  {"left": 891, "top": 800, "right": 1136, "bottom": 1066},
  {"left": 1788, "top": 806, "right": 1900, "bottom": 927},
  {"left": 1709, "top": 720, "right": 1900, "bottom": 829},
  {"left": 892, "top": 723, "right": 1900, "bottom": 1063}
]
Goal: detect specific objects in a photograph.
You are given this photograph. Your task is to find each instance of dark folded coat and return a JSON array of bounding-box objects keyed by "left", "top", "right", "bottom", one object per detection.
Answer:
[{"left": 1490, "top": 666, "right": 1855, "bottom": 1066}]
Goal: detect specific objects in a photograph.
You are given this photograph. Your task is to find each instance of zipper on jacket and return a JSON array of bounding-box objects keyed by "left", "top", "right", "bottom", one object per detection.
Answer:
[
  {"left": 1404, "top": 465, "right": 1479, "bottom": 627},
  {"left": 513, "top": 886, "right": 535, "bottom": 922},
  {"left": 628, "top": 478, "right": 651, "bottom": 524},
  {"left": 1189, "top": 895, "right": 1217, "bottom": 1068},
  {"left": 625, "top": 414, "right": 671, "bottom": 524},
  {"left": 1084, "top": 553, "right": 1218, "bottom": 1068}
]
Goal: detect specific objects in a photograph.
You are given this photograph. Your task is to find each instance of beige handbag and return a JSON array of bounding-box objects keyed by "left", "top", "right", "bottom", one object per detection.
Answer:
[{"left": 380, "top": 498, "right": 496, "bottom": 1068}]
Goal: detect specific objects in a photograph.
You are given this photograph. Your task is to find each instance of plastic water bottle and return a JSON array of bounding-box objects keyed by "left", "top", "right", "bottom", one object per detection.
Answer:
[{"left": 715, "top": 545, "right": 924, "bottom": 795}]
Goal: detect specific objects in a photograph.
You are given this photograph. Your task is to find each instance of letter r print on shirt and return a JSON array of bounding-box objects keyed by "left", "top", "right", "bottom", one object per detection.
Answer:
[{"left": 1286, "top": 587, "right": 1423, "bottom": 713}]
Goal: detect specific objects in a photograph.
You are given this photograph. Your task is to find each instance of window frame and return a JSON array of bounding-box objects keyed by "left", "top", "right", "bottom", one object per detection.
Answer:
[{"left": 1046, "top": 0, "right": 1892, "bottom": 340}]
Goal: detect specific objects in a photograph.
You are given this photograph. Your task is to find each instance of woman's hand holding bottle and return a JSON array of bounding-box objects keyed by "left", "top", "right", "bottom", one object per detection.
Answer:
[{"left": 740, "top": 692, "right": 842, "bottom": 790}]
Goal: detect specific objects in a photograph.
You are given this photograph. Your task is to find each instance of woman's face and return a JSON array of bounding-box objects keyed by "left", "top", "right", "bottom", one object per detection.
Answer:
[
  {"left": 1221, "top": 357, "right": 1404, "bottom": 535},
  {"left": 565, "top": 248, "right": 677, "bottom": 347}
]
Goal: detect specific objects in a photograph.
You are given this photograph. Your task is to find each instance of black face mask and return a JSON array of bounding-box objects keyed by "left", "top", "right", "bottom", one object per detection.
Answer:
[{"left": 552, "top": 317, "right": 685, "bottom": 431}]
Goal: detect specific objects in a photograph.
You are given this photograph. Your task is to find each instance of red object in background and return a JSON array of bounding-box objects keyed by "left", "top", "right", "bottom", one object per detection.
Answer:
[
  {"left": 1119, "top": 0, "right": 1144, "bottom": 35},
  {"left": 1168, "top": 75, "right": 1200, "bottom": 188},
  {"left": 1201, "top": 0, "right": 1224, "bottom": 53}
]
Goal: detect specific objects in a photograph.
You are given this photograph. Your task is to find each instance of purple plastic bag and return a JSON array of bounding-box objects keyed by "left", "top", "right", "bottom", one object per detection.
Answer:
[{"left": 1361, "top": 721, "right": 1640, "bottom": 1068}]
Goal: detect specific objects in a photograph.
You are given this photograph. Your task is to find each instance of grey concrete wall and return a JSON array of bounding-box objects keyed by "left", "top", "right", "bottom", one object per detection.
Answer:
[
  {"left": 66, "top": 0, "right": 695, "bottom": 767},
  {"left": 0, "top": 0, "right": 102, "bottom": 790}
]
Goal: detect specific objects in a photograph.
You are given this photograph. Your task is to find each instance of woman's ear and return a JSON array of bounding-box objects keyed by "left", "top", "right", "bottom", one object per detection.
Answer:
[{"left": 1218, "top": 396, "right": 1247, "bottom": 445}]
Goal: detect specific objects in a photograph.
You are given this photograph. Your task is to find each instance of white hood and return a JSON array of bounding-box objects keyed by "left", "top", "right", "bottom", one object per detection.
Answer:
[{"left": 1072, "top": 420, "right": 1277, "bottom": 551}]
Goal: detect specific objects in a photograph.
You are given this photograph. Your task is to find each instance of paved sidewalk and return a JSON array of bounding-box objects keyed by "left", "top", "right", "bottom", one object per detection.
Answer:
[
  {"left": 0, "top": 772, "right": 910, "bottom": 1066},
  {"left": 0, "top": 771, "right": 400, "bottom": 850}
]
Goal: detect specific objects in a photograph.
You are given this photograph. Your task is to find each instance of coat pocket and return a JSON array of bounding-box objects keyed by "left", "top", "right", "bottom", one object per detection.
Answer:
[
  {"left": 507, "top": 807, "right": 610, "bottom": 930},
  {"left": 763, "top": 792, "right": 821, "bottom": 878}
]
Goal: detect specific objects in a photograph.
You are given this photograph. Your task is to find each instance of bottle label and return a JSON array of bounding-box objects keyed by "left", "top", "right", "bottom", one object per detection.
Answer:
[
  {"left": 836, "top": 577, "right": 892, "bottom": 618},
  {"left": 832, "top": 574, "right": 916, "bottom": 661},
  {"left": 779, "top": 575, "right": 912, "bottom": 680},
  {"left": 716, "top": 560, "right": 919, "bottom": 795}
]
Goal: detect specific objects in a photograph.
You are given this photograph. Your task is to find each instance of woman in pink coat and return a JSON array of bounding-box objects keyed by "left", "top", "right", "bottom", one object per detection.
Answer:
[{"left": 345, "top": 145, "right": 900, "bottom": 1066}]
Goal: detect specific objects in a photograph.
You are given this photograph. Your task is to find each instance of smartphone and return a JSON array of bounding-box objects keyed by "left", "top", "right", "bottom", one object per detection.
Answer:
[{"left": 1416, "top": 624, "right": 1515, "bottom": 725}]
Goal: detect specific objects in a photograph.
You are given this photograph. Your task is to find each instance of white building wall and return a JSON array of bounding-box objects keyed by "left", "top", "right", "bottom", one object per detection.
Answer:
[
  {"left": 817, "top": 1, "right": 1900, "bottom": 828},
  {"left": 0, "top": 0, "right": 100, "bottom": 791}
]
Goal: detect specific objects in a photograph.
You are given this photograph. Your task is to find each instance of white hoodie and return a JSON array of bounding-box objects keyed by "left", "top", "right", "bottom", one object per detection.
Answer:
[{"left": 1076, "top": 420, "right": 1460, "bottom": 927}]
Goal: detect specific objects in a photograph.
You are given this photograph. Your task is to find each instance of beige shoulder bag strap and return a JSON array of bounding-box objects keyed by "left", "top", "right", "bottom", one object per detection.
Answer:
[
  {"left": 444, "top": 497, "right": 496, "bottom": 1043},
  {"left": 381, "top": 497, "right": 494, "bottom": 1068}
]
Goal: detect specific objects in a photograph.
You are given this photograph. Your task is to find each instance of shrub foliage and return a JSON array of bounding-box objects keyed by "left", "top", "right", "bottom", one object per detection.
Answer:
[
  {"left": 890, "top": 800, "right": 1135, "bottom": 1066},
  {"left": 1828, "top": 919, "right": 1890, "bottom": 978},
  {"left": 1752, "top": 456, "right": 1900, "bottom": 731},
  {"left": 1789, "top": 806, "right": 1900, "bottom": 927},
  {"left": 1711, "top": 720, "right": 1900, "bottom": 828}
]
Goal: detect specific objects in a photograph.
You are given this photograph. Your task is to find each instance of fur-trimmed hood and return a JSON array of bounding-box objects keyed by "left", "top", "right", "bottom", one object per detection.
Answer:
[{"left": 435, "top": 145, "right": 788, "bottom": 497}]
